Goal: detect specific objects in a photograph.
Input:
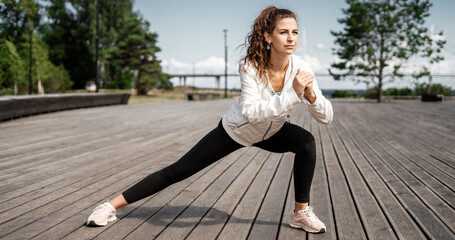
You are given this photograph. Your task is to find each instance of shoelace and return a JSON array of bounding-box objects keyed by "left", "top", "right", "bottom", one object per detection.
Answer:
[
  {"left": 304, "top": 207, "right": 321, "bottom": 223},
  {"left": 93, "top": 203, "right": 113, "bottom": 215}
]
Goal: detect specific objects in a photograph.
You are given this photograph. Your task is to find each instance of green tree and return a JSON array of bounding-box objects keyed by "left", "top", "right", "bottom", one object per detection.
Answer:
[
  {"left": 98, "top": 0, "right": 134, "bottom": 89},
  {"left": 1, "top": 0, "right": 42, "bottom": 94},
  {"left": 329, "top": 0, "right": 444, "bottom": 102},
  {"left": 412, "top": 26, "right": 446, "bottom": 94},
  {"left": 331, "top": 90, "right": 357, "bottom": 98},
  {"left": 414, "top": 83, "right": 451, "bottom": 96},
  {"left": 383, "top": 87, "right": 413, "bottom": 96},
  {"left": 109, "top": 13, "right": 170, "bottom": 95},
  {"left": 0, "top": 39, "right": 26, "bottom": 95},
  {"left": 0, "top": 0, "right": 40, "bottom": 45},
  {"left": 40, "top": 0, "right": 95, "bottom": 89},
  {"left": 14, "top": 33, "right": 72, "bottom": 94},
  {"left": 40, "top": 0, "right": 170, "bottom": 92}
]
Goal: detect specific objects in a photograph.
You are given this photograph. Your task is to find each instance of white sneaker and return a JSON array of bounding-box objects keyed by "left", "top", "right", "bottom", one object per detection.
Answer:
[
  {"left": 290, "top": 206, "right": 326, "bottom": 233},
  {"left": 87, "top": 202, "right": 117, "bottom": 227}
]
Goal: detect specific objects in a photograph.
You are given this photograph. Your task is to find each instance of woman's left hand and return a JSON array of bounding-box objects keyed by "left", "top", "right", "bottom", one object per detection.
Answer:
[{"left": 302, "top": 73, "right": 317, "bottom": 104}]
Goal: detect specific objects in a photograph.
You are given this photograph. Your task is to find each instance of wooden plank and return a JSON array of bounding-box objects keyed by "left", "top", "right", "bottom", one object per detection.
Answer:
[
  {"left": 2, "top": 114, "right": 228, "bottom": 238},
  {"left": 0, "top": 129, "right": 183, "bottom": 203},
  {"left": 216, "top": 152, "right": 283, "bottom": 240},
  {"left": 319, "top": 123, "right": 367, "bottom": 239},
  {"left": 248, "top": 152, "right": 294, "bottom": 240},
  {"left": 366, "top": 121, "right": 455, "bottom": 206},
  {"left": 0, "top": 125, "right": 210, "bottom": 224},
  {"left": 0, "top": 101, "right": 217, "bottom": 172},
  {"left": 307, "top": 118, "right": 337, "bottom": 240},
  {"left": 376, "top": 108, "right": 455, "bottom": 161},
  {"left": 59, "top": 148, "right": 249, "bottom": 240},
  {"left": 0, "top": 138, "right": 175, "bottom": 214},
  {"left": 352, "top": 102, "right": 455, "bottom": 167},
  {"left": 328, "top": 123, "right": 396, "bottom": 239},
  {"left": 336, "top": 120, "right": 426, "bottom": 239},
  {"left": 152, "top": 150, "right": 268, "bottom": 240},
  {"left": 185, "top": 148, "right": 271, "bottom": 239},
  {"left": 0, "top": 117, "right": 211, "bottom": 208},
  {"left": 0, "top": 101, "right": 235, "bottom": 238},
  {"left": 349, "top": 117, "right": 455, "bottom": 232},
  {"left": 1, "top": 137, "right": 203, "bottom": 239},
  {"left": 0, "top": 100, "right": 235, "bottom": 238},
  {"left": 277, "top": 176, "right": 307, "bottom": 240},
  {"left": 121, "top": 148, "right": 261, "bottom": 240},
  {"left": 33, "top": 146, "right": 223, "bottom": 240},
  {"left": 0, "top": 99, "right": 221, "bottom": 151},
  {"left": 345, "top": 116, "right": 455, "bottom": 239},
  {"left": 372, "top": 127, "right": 455, "bottom": 186},
  {"left": 0, "top": 101, "right": 229, "bottom": 195}
]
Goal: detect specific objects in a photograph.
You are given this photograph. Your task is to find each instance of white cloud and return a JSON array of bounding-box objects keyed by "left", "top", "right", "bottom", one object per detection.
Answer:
[
  {"left": 315, "top": 43, "right": 325, "bottom": 50},
  {"left": 161, "top": 56, "right": 234, "bottom": 74},
  {"left": 161, "top": 58, "right": 192, "bottom": 73},
  {"left": 302, "top": 54, "right": 321, "bottom": 71},
  {"left": 431, "top": 59, "right": 455, "bottom": 74},
  {"left": 195, "top": 56, "right": 227, "bottom": 73}
]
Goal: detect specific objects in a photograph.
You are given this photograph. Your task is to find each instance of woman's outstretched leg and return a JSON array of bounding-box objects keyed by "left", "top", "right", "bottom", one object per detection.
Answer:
[
  {"left": 109, "top": 194, "right": 128, "bottom": 209},
  {"left": 87, "top": 120, "right": 242, "bottom": 226}
]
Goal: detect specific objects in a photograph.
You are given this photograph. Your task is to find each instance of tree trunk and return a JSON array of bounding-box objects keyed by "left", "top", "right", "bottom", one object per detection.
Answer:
[
  {"left": 136, "top": 71, "right": 148, "bottom": 95},
  {"left": 378, "top": 31, "right": 384, "bottom": 103},
  {"left": 427, "top": 75, "right": 432, "bottom": 94},
  {"left": 35, "top": 49, "right": 44, "bottom": 94},
  {"left": 377, "top": 81, "right": 382, "bottom": 103},
  {"left": 29, "top": 28, "right": 33, "bottom": 95}
]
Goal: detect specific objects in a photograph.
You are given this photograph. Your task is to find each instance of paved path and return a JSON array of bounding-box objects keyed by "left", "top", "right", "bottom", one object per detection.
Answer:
[{"left": 0, "top": 99, "right": 454, "bottom": 239}]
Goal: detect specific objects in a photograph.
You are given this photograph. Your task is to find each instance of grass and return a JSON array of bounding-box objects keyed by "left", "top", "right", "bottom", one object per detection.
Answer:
[{"left": 79, "top": 87, "right": 240, "bottom": 104}]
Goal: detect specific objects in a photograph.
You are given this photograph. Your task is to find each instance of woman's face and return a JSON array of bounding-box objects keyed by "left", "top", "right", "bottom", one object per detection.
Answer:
[{"left": 265, "top": 17, "right": 299, "bottom": 56}]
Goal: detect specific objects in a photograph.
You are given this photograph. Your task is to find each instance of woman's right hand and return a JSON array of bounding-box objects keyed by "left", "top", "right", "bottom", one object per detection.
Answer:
[{"left": 293, "top": 68, "right": 315, "bottom": 97}]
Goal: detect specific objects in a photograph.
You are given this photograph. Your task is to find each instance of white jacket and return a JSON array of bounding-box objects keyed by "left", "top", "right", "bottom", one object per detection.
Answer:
[{"left": 222, "top": 54, "right": 333, "bottom": 146}]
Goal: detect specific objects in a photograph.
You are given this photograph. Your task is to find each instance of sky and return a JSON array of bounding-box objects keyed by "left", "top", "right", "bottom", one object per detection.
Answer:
[{"left": 133, "top": 0, "right": 455, "bottom": 90}]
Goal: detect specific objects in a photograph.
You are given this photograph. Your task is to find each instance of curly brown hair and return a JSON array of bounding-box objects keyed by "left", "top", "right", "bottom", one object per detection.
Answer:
[{"left": 241, "top": 6, "right": 297, "bottom": 82}]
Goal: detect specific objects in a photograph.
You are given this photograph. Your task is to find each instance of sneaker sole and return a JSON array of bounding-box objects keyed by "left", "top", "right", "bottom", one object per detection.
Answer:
[
  {"left": 289, "top": 223, "right": 326, "bottom": 233},
  {"left": 87, "top": 216, "right": 117, "bottom": 227}
]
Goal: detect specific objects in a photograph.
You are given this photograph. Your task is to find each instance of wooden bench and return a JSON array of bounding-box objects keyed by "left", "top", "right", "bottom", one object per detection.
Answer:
[
  {"left": 421, "top": 94, "right": 444, "bottom": 101},
  {"left": 0, "top": 93, "right": 131, "bottom": 121},
  {"left": 186, "top": 92, "right": 220, "bottom": 101}
]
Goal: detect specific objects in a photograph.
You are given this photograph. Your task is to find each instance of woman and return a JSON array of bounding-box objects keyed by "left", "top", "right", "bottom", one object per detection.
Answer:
[{"left": 87, "top": 6, "right": 333, "bottom": 234}]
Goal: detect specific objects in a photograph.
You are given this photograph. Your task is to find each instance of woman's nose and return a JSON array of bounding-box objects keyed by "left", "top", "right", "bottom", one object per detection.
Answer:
[{"left": 287, "top": 35, "right": 294, "bottom": 42}]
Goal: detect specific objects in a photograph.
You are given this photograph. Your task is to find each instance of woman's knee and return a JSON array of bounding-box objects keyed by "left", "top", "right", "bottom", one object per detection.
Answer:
[{"left": 295, "top": 130, "right": 316, "bottom": 154}]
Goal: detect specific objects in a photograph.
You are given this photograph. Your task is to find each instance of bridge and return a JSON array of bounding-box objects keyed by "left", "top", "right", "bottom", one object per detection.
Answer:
[{"left": 169, "top": 73, "right": 333, "bottom": 88}]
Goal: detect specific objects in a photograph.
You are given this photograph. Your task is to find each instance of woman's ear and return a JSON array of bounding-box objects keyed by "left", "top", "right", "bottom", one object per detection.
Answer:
[{"left": 264, "top": 32, "right": 272, "bottom": 45}]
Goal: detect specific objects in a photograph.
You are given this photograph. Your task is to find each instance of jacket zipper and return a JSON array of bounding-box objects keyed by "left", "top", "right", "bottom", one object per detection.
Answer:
[
  {"left": 237, "top": 122, "right": 249, "bottom": 128},
  {"left": 262, "top": 121, "right": 273, "bottom": 140}
]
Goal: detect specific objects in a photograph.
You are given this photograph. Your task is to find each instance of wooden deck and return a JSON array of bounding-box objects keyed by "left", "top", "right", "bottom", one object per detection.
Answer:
[{"left": 0, "top": 99, "right": 454, "bottom": 240}]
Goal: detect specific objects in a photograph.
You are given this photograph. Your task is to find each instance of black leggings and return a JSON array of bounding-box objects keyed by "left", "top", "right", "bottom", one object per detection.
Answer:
[{"left": 122, "top": 119, "right": 316, "bottom": 204}]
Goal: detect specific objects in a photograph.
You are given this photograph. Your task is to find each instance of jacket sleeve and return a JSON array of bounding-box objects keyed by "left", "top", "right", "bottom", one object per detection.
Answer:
[
  {"left": 299, "top": 62, "right": 334, "bottom": 125},
  {"left": 239, "top": 65, "right": 301, "bottom": 124}
]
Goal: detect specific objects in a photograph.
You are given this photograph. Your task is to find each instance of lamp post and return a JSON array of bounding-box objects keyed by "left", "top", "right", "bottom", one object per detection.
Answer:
[
  {"left": 95, "top": 0, "right": 100, "bottom": 92},
  {"left": 223, "top": 29, "right": 228, "bottom": 98}
]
